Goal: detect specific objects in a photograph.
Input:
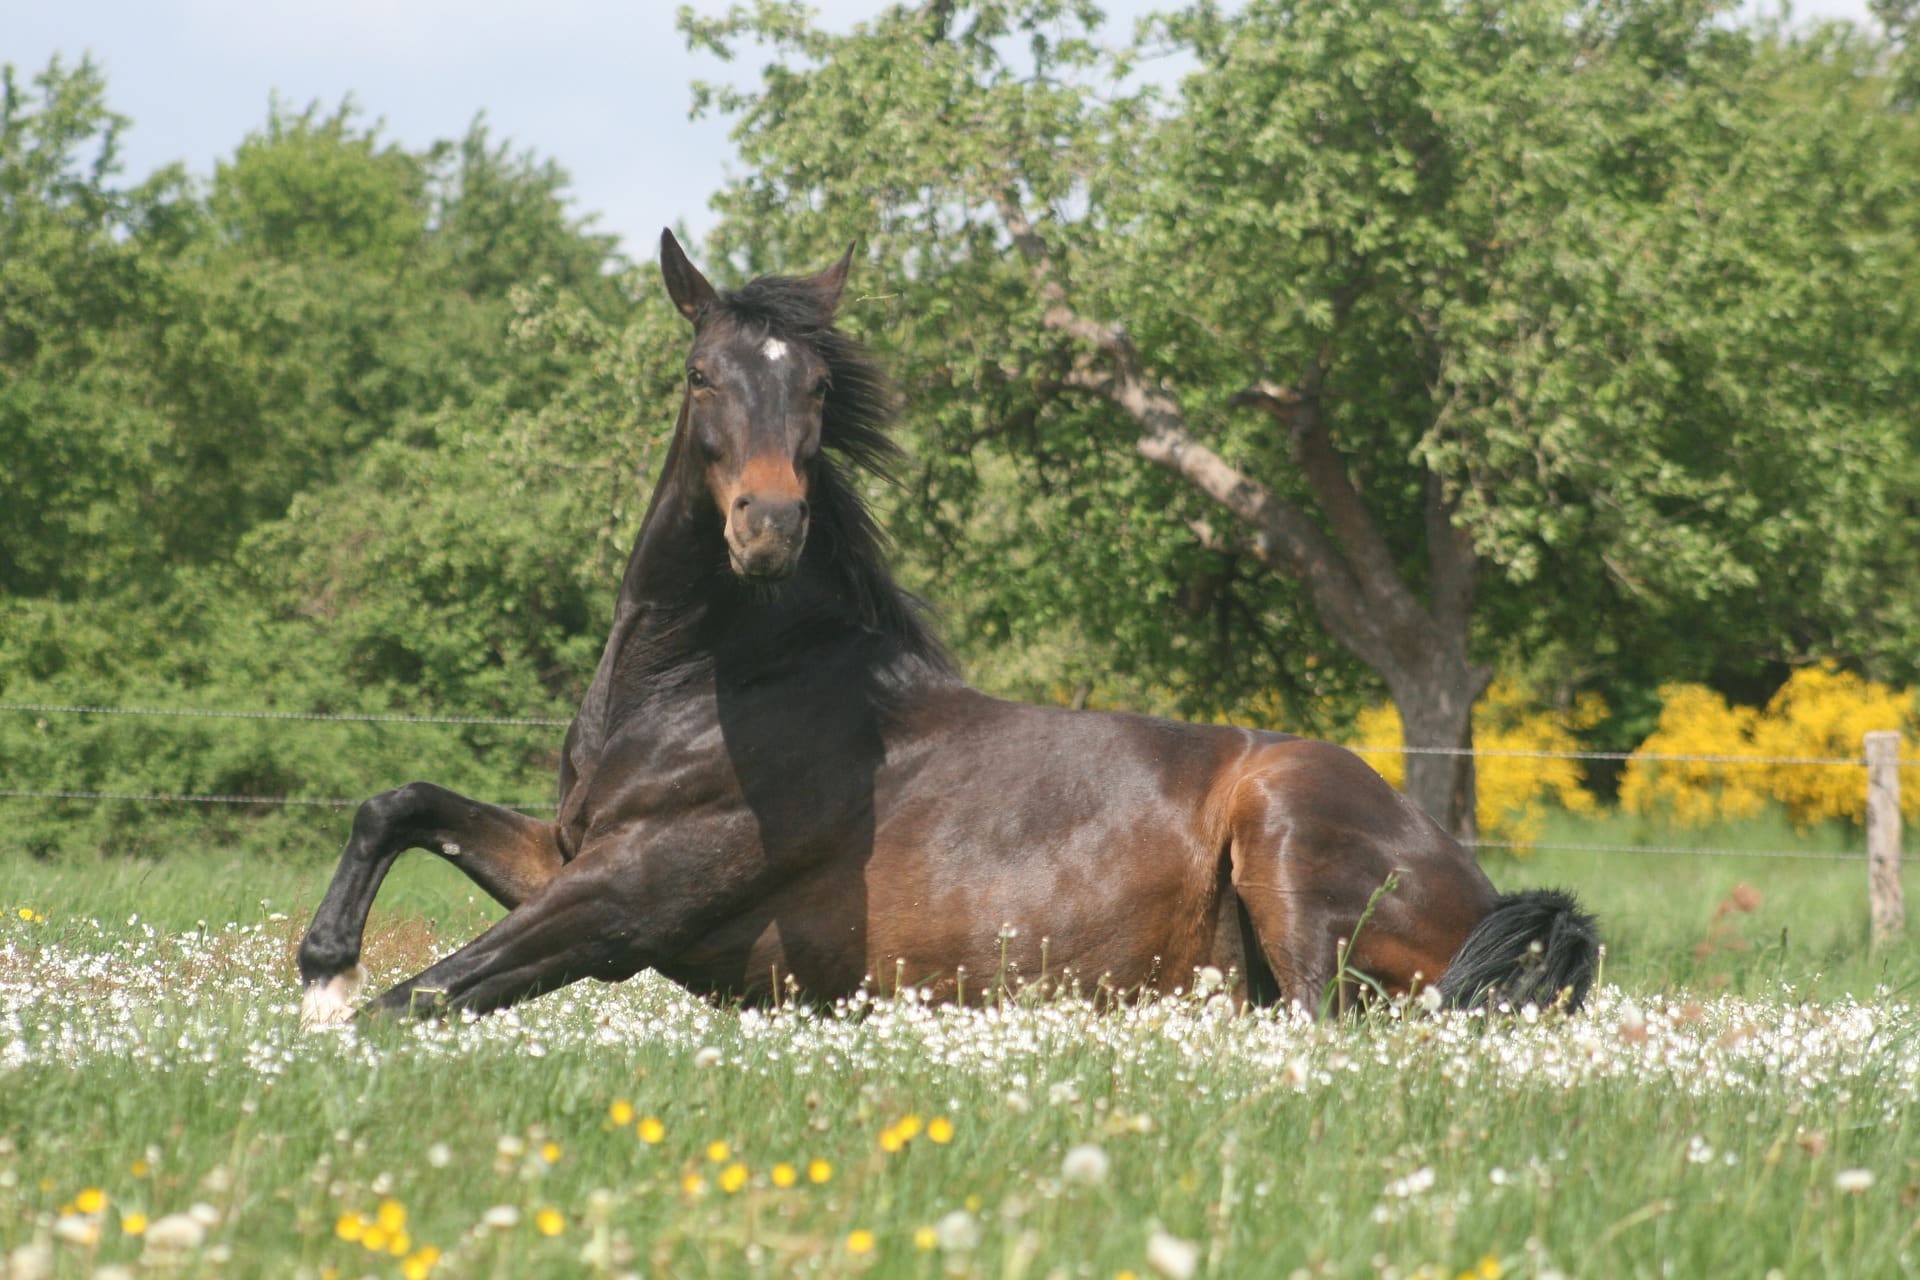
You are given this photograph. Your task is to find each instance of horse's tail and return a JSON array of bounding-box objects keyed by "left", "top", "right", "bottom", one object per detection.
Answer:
[{"left": 1435, "top": 888, "right": 1600, "bottom": 1014}]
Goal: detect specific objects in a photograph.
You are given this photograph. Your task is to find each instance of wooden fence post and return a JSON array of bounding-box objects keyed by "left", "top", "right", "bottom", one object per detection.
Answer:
[{"left": 1865, "top": 730, "right": 1905, "bottom": 948}]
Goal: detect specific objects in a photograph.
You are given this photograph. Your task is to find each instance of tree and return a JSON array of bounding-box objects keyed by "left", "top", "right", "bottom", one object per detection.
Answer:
[
  {"left": 0, "top": 57, "right": 187, "bottom": 596},
  {"left": 0, "top": 64, "right": 642, "bottom": 858},
  {"left": 683, "top": 0, "right": 1918, "bottom": 837}
]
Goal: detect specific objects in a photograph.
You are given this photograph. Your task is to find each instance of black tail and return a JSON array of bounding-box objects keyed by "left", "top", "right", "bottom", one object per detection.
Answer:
[{"left": 1435, "top": 888, "right": 1600, "bottom": 1013}]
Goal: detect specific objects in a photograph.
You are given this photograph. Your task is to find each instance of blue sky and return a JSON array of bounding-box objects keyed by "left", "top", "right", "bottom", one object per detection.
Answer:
[{"left": 9, "top": 0, "right": 1879, "bottom": 265}]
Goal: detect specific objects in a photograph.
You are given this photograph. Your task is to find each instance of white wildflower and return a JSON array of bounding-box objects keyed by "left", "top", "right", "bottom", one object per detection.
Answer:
[
  {"left": 1061, "top": 1143, "right": 1110, "bottom": 1187},
  {"left": 7, "top": 1243, "right": 52, "bottom": 1280},
  {"left": 936, "top": 1210, "right": 981, "bottom": 1252},
  {"left": 141, "top": 1212, "right": 207, "bottom": 1255},
  {"left": 482, "top": 1205, "right": 521, "bottom": 1228},
  {"left": 1834, "top": 1169, "right": 1875, "bottom": 1194},
  {"left": 1146, "top": 1229, "right": 1200, "bottom": 1280}
]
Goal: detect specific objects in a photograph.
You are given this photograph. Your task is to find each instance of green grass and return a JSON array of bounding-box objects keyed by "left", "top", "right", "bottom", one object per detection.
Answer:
[{"left": 2, "top": 812, "right": 1916, "bottom": 1279}]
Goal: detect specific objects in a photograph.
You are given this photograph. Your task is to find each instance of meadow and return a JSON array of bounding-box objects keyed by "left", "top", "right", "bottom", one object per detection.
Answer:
[{"left": 2, "top": 816, "right": 1916, "bottom": 1280}]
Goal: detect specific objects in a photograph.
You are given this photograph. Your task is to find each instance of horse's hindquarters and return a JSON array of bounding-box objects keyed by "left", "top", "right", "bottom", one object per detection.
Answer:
[{"left": 1221, "top": 738, "right": 1500, "bottom": 1008}]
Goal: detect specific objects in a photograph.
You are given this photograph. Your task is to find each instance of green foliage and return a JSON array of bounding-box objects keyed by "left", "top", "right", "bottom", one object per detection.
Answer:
[
  {"left": 0, "top": 58, "right": 643, "bottom": 857},
  {"left": 6, "top": 19, "right": 1920, "bottom": 857},
  {"left": 683, "top": 0, "right": 1920, "bottom": 724}
]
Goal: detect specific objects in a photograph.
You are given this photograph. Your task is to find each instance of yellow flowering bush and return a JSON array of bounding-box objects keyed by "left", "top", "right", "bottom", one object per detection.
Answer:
[
  {"left": 1624, "top": 665, "right": 1918, "bottom": 829},
  {"left": 1617, "top": 686, "right": 1768, "bottom": 827},
  {"left": 1351, "top": 679, "right": 1604, "bottom": 848}
]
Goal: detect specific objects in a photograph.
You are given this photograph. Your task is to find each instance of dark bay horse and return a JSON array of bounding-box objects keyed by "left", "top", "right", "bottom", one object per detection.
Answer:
[{"left": 297, "top": 232, "right": 1599, "bottom": 1023}]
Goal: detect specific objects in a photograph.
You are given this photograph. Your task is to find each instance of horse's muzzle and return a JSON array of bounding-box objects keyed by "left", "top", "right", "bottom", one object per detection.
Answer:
[{"left": 726, "top": 494, "right": 808, "bottom": 580}]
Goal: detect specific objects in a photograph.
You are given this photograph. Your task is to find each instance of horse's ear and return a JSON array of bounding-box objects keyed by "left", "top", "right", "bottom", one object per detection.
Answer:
[
  {"left": 660, "top": 228, "right": 716, "bottom": 322},
  {"left": 811, "top": 242, "right": 857, "bottom": 314}
]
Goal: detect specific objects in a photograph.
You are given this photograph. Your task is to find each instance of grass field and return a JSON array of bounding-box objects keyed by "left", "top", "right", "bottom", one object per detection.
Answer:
[{"left": 2, "top": 814, "right": 1916, "bottom": 1279}]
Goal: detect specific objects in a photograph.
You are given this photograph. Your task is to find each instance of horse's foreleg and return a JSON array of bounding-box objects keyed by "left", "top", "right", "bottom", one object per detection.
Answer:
[
  {"left": 297, "top": 782, "right": 564, "bottom": 1024},
  {"left": 361, "top": 854, "right": 658, "bottom": 1018}
]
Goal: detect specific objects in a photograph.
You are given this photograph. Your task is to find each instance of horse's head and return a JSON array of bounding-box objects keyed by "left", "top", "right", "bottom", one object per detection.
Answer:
[{"left": 660, "top": 229, "right": 854, "bottom": 582}]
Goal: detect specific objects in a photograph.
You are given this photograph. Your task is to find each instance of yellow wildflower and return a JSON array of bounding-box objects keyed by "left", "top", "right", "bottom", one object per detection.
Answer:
[
  {"left": 402, "top": 1246, "right": 442, "bottom": 1280},
  {"left": 770, "top": 1163, "right": 797, "bottom": 1188},
  {"left": 75, "top": 1187, "right": 106, "bottom": 1214},
  {"left": 535, "top": 1207, "right": 564, "bottom": 1236},
  {"left": 376, "top": 1200, "right": 407, "bottom": 1232},
  {"left": 706, "top": 1140, "right": 731, "bottom": 1163},
  {"left": 720, "top": 1163, "right": 749, "bottom": 1194},
  {"left": 121, "top": 1212, "right": 148, "bottom": 1237},
  {"left": 130, "top": 1160, "right": 150, "bottom": 1178},
  {"left": 914, "top": 1226, "right": 938, "bottom": 1251},
  {"left": 540, "top": 1141, "right": 562, "bottom": 1165},
  {"left": 896, "top": 1114, "right": 923, "bottom": 1140},
  {"left": 808, "top": 1159, "right": 833, "bottom": 1184},
  {"left": 16, "top": 907, "right": 31, "bottom": 921},
  {"left": 335, "top": 1213, "right": 366, "bottom": 1243},
  {"left": 927, "top": 1116, "right": 954, "bottom": 1144},
  {"left": 609, "top": 1100, "right": 635, "bottom": 1127},
  {"left": 1478, "top": 1257, "right": 1503, "bottom": 1280},
  {"left": 847, "top": 1229, "right": 875, "bottom": 1255},
  {"left": 362, "top": 1224, "right": 391, "bottom": 1253},
  {"left": 879, "top": 1127, "right": 905, "bottom": 1154},
  {"left": 387, "top": 1230, "right": 412, "bottom": 1257},
  {"left": 637, "top": 1117, "right": 666, "bottom": 1145},
  {"left": 681, "top": 1173, "right": 707, "bottom": 1197}
]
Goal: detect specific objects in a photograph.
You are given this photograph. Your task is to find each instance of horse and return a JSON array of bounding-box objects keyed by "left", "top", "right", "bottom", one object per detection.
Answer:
[{"left": 297, "top": 231, "right": 1600, "bottom": 1024}]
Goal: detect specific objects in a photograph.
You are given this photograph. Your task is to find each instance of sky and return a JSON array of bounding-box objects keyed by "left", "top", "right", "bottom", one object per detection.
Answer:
[{"left": 9, "top": 0, "right": 1881, "bottom": 266}]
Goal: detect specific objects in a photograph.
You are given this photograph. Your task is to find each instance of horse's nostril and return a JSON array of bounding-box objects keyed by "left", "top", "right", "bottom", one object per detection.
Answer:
[
  {"left": 796, "top": 501, "right": 810, "bottom": 522},
  {"left": 733, "top": 495, "right": 752, "bottom": 512}
]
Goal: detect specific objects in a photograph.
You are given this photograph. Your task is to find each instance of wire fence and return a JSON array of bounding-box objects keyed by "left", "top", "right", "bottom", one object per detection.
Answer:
[
  {"left": 0, "top": 699, "right": 1906, "bottom": 865},
  {"left": 0, "top": 700, "right": 570, "bottom": 728},
  {"left": 6, "top": 699, "right": 1913, "bottom": 764}
]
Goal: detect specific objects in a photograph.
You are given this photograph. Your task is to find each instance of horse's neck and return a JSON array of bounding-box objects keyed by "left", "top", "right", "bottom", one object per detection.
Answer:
[
  {"left": 568, "top": 467, "right": 717, "bottom": 757},
  {"left": 576, "top": 466, "right": 867, "bottom": 716}
]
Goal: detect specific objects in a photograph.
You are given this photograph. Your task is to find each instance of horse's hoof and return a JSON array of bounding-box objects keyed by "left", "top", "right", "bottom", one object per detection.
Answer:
[{"left": 299, "top": 964, "right": 367, "bottom": 1030}]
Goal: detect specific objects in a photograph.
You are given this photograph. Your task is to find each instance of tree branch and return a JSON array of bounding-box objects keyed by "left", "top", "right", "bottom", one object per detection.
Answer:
[
  {"left": 1424, "top": 469, "right": 1479, "bottom": 638},
  {"left": 1231, "top": 375, "right": 1427, "bottom": 643},
  {"left": 994, "top": 190, "right": 1415, "bottom": 673}
]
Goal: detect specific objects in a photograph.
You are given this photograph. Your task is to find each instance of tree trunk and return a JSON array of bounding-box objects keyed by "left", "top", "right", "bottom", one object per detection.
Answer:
[
  {"left": 992, "top": 195, "right": 1495, "bottom": 844},
  {"left": 1388, "top": 651, "right": 1488, "bottom": 846}
]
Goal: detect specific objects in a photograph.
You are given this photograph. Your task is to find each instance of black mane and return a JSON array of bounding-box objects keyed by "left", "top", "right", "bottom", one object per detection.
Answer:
[{"left": 706, "top": 274, "right": 955, "bottom": 678}]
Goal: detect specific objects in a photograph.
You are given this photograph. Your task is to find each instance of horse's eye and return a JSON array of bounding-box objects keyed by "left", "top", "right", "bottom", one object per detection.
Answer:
[
  {"left": 812, "top": 376, "right": 831, "bottom": 399},
  {"left": 687, "top": 367, "right": 709, "bottom": 390}
]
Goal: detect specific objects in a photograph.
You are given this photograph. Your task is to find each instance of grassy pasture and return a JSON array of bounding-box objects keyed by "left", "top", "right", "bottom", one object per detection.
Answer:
[{"left": 2, "top": 820, "right": 1916, "bottom": 1279}]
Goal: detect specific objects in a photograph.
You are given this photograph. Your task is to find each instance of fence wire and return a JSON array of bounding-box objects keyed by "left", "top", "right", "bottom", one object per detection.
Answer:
[
  {"left": 0, "top": 701, "right": 568, "bottom": 728},
  {"left": 5, "top": 700, "right": 1911, "bottom": 766},
  {"left": 0, "top": 787, "right": 557, "bottom": 811},
  {"left": 0, "top": 786, "right": 1862, "bottom": 860},
  {"left": 0, "top": 700, "right": 1907, "bottom": 864}
]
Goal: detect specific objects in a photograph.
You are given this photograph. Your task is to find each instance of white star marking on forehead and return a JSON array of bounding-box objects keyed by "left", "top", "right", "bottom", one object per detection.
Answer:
[{"left": 762, "top": 337, "right": 789, "bottom": 362}]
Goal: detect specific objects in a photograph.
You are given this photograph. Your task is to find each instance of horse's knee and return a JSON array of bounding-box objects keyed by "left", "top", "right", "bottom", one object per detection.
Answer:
[{"left": 350, "top": 781, "right": 438, "bottom": 849}]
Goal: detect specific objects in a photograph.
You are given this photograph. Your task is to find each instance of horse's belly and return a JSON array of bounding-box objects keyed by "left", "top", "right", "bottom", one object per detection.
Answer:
[{"left": 650, "top": 825, "right": 1223, "bottom": 1005}]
